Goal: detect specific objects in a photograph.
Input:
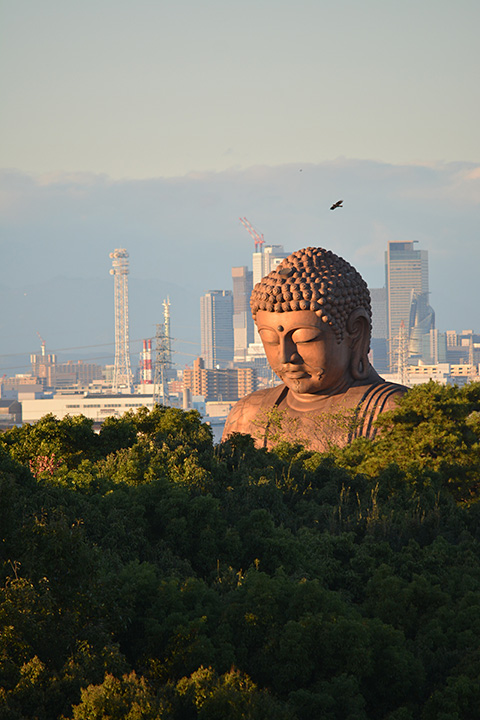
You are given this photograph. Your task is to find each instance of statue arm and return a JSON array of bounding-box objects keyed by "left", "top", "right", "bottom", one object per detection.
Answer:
[
  {"left": 221, "top": 387, "right": 285, "bottom": 444},
  {"left": 222, "top": 396, "right": 253, "bottom": 441}
]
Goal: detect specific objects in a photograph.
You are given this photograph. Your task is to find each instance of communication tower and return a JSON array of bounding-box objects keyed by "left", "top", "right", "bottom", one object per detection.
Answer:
[
  {"left": 153, "top": 324, "right": 170, "bottom": 405},
  {"left": 153, "top": 298, "right": 173, "bottom": 405},
  {"left": 394, "top": 321, "right": 409, "bottom": 386},
  {"left": 163, "top": 298, "right": 172, "bottom": 366},
  {"left": 109, "top": 249, "right": 133, "bottom": 392}
]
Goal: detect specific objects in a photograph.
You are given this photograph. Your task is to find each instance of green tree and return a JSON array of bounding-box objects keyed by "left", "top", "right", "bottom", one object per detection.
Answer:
[
  {"left": 174, "top": 666, "right": 294, "bottom": 720},
  {"left": 336, "top": 382, "right": 480, "bottom": 503},
  {"left": 70, "top": 672, "right": 163, "bottom": 720}
]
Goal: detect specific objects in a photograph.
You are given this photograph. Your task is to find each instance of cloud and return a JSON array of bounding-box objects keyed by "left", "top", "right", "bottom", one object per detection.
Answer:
[
  {"left": 36, "top": 171, "right": 111, "bottom": 187},
  {"left": 466, "top": 167, "right": 480, "bottom": 181}
]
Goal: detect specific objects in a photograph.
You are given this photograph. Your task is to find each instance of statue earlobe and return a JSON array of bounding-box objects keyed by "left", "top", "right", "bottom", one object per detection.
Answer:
[{"left": 346, "top": 309, "right": 371, "bottom": 381}]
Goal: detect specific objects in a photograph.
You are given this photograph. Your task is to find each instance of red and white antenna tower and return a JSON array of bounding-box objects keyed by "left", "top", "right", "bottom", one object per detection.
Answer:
[
  {"left": 109, "top": 249, "right": 133, "bottom": 392},
  {"left": 239, "top": 217, "right": 265, "bottom": 251},
  {"left": 140, "top": 339, "right": 153, "bottom": 384}
]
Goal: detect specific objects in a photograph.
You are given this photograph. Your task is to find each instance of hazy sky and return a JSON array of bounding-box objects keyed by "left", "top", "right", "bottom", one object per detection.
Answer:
[
  {"left": 1, "top": 1, "right": 479, "bottom": 370},
  {"left": 1, "top": 0, "right": 479, "bottom": 178}
]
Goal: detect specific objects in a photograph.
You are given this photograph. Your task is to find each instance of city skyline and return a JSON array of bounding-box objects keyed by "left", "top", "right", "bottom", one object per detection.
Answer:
[
  {"left": 5, "top": 236, "right": 479, "bottom": 432},
  {"left": 4, "top": 231, "right": 479, "bottom": 379},
  {"left": 2, "top": 211, "right": 480, "bottom": 378}
]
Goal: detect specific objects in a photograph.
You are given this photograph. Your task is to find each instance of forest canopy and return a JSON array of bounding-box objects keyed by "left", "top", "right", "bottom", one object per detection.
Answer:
[{"left": 2, "top": 382, "right": 480, "bottom": 719}]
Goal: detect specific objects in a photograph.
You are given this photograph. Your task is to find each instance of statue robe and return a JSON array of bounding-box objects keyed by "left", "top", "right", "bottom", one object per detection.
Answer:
[{"left": 222, "top": 380, "right": 406, "bottom": 452}]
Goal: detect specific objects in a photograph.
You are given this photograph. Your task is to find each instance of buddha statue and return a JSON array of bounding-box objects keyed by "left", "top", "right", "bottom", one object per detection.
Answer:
[{"left": 222, "top": 247, "right": 407, "bottom": 452}]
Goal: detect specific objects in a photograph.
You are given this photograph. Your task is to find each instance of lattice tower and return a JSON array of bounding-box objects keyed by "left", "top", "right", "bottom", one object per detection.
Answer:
[
  {"left": 153, "top": 299, "right": 173, "bottom": 404},
  {"left": 163, "top": 298, "right": 172, "bottom": 366},
  {"left": 153, "top": 322, "right": 170, "bottom": 405},
  {"left": 109, "top": 249, "right": 133, "bottom": 392},
  {"left": 395, "top": 320, "right": 409, "bottom": 386}
]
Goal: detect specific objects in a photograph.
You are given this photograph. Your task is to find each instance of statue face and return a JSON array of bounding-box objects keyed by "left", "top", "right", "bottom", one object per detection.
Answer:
[{"left": 256, "top": 309, "right": 353, "bottom": 396}]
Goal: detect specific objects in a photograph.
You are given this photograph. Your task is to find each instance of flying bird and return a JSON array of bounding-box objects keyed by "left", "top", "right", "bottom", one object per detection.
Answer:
[{"left": 330, "top": 200, "right": 343, "bottom": 210}]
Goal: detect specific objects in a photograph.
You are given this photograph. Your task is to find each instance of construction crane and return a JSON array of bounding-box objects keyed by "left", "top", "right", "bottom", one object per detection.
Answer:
[{"left": 239, "top": 217, "right": 265, "bottom": 252}]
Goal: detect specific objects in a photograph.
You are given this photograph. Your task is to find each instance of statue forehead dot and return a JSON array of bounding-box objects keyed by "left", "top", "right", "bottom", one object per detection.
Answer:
[{"left": 277, "top": 325, "right": 284, "bottom": 332}]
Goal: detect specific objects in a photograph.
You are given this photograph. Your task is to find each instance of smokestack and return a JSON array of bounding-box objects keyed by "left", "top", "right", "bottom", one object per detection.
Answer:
[{"left": 140, "top": 338, "right": 153, "bottom": 384}]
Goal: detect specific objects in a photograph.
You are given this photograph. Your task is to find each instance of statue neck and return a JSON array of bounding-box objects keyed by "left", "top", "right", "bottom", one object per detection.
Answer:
[
  {"left": 286, "top": 378, "right": 353, "bottom": 411},
  {"left": 284, "top": 366, "right": 383, "bottom": 413}
]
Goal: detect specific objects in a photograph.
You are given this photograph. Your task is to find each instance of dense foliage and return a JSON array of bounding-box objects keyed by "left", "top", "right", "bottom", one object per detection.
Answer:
[{"left": 2, "top": 382, "right": 480, "bottom": 719}]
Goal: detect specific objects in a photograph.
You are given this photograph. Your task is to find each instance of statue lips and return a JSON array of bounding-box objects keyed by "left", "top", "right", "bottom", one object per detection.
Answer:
[
  {"left": 276, "top": 364, "right": 327, "bottom": 391},
  {"left": 282, "top": 370, "right": 309, "bottom": 379},
  {"left": 277, "top": 364, "right": 310, "bottom": 380}
]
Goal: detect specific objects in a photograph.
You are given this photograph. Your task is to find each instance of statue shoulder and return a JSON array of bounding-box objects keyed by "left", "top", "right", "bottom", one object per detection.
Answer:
[
  {"left": 351, "top": 380, "right": 408, "bottom": 440},
  {"left": 222, "top": 385, "right": 286, "bottom": 442},
  {"left": 377, "top": 382, "right": 408, "bottom": 411}
]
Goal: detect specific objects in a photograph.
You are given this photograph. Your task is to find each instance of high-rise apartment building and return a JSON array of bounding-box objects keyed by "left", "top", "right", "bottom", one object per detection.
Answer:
[
  {"left": 385, "top": 241, "right": 433, "bottom": 370},
  {"left": 252, "top": 245, "right": 289, "bottom": 346},
  {"left": 252, "top": 245, "right": 289, "bottom": 286},
  {"left": 184, "top": 356, "right": 258, "bottom": 402},
  {"left": 200, "top": 290, "right": 234, "bottom": 369},
  {"left": 232, "top": 266, "right": 254, "bottom": 362}
]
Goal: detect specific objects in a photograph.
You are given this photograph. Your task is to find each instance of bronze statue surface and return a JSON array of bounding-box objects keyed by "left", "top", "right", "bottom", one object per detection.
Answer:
[{"left": 222, "top": 247, "right": 406, "bottom": 452}]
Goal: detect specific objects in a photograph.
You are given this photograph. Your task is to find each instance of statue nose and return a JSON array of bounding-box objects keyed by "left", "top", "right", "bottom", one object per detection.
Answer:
[{"left": 279, "top": 339, "right": 301, "bottom": 364}]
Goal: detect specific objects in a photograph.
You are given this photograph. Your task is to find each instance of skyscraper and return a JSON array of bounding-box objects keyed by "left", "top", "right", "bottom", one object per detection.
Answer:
[
  {"left": 252, "top": 245, "right": 289, "bottom": 347},
  {"left": 252, "top": 244, "right": 289, "bottom": 286},
  {"left": 200, "top": 290, "right": 234, "bottom": 369},
  {"left": 385, "top": 241, "right": 433, "bottom": 370},
  {"left": 232, "top": 266, "right": 254, "bottom": 362}
]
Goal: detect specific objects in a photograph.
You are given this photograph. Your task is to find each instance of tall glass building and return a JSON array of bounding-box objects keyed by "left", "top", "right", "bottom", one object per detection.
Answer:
[
  {"left": 385, "top": 241, "right": 433, "bottom": 370},
  {"left": 200, "top": 290, "right": 234, "bottom": 369}
]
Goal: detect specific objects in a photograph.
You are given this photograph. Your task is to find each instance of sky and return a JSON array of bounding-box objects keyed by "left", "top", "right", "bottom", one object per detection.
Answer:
[{"left": 1, "top": 0, "right": 479, "bottom": 372}]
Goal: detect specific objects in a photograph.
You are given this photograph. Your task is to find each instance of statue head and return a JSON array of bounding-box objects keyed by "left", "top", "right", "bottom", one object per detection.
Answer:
[{"left": 250, "top": 247, "right": 373, "bottom": 394}]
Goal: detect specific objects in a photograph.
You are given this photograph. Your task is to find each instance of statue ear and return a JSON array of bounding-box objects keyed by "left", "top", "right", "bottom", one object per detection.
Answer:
[{"left": 346, "top": 308, "right": 371, "bottom": 381}]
